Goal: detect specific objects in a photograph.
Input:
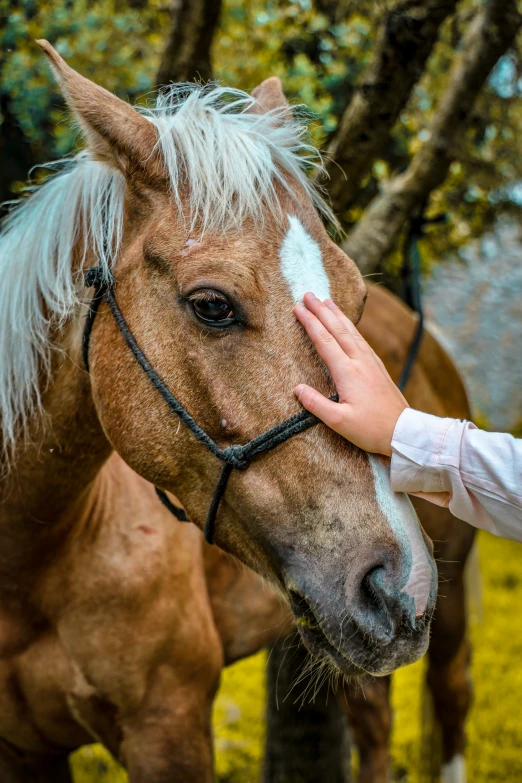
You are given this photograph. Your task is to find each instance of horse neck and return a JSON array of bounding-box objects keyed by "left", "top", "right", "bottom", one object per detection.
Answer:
[{"left": 0, "top": 309, "right": 113, "bottom": 573}]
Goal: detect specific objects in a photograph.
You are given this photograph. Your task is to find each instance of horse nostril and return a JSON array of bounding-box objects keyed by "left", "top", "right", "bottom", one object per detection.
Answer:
[{"left": 360, "top": 565, "right": 395, "bottom": 639}]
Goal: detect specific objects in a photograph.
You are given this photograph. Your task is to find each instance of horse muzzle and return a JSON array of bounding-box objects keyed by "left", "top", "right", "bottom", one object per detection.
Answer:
[{"left": 284, "top": 540, "right": 437, "bottom": 677}]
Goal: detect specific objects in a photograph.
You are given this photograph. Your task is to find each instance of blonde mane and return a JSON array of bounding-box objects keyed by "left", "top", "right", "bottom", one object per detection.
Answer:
[{"left": 0, "top": 82, "right": 331, "bottom": 459}]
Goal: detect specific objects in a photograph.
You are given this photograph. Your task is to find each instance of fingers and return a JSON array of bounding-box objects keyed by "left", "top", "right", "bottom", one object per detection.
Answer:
[
  {"left": 302, "top": 293, "right": 373, "bottom": 359},
  {"left": 321, "top": 297, "right": 397, "bottom": 382},
  {"left": 324, "top": 299, "right": 388, "bottom": 372},
  {"left": 301, "top": 293, "right": 361, "bottom": 358},
  {"left": 295, "top": 384, "right": 344, "bottom": 429},
  {"left": 323, "top": 300, "right": 390, "bottom": 376},
  {"left": 293, "top": 303, "right": 350, "bottom": 388},
  {"left": 323, "top": 298, "right": 361, "bottom": 337}
]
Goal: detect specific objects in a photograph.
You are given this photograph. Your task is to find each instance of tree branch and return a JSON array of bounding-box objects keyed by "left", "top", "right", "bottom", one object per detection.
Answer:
[
  {"left": 321, "top": 0, "right": 459, "bottom": 213},
  {"left": 156, "top": 0, "right": 222, "bottom": 85},
  {"left": 314, "top": 0, "right": 353, "bottom": 26},
  {"left": 343, "top": 0, "right": 522, "bottom": 277}
]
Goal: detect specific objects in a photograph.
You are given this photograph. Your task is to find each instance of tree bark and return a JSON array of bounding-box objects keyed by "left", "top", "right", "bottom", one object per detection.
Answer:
[
  {"left": 343, "top": 0, "right": 522, "bottom": 277},
  {"left": 156, "top": 0, "right": 222, "bottom": 85},
  {"left": 0, "top": 94, "right": 35, "bottom": 206},
  {"left": 263, "top": 637, "right": 351, "bottom": 783},
  {"left": 314, "top": 0, "right": 352, "bottom": 27},
  {"left": 323, "top": 0, "right": 459, "bottom": 213}
]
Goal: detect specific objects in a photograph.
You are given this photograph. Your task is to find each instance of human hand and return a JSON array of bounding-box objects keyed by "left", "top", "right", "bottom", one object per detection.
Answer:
[{"left": 294, "top": 293, "right": 409, "bottom": 456}]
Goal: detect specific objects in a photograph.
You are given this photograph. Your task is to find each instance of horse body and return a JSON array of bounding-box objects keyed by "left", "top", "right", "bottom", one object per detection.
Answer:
[
  {"left": 0, "top": 450, "right": 288, "bottom": 781},
  {"left": 0, "top": 453, "right": 222, "bottom": 780},
  {"left": 0, "top": 43, "right": 441, "bottom": 780},
  {"left": 0, "top": 274, "right": 472, "bottom": 781}
]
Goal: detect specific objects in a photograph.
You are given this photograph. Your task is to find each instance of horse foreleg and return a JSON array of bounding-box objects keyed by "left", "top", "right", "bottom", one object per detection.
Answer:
[
  {"left": 118, "top": 684, "right": 215, "bottom": 783},
  {"left": 426, "top": 598, "right": 472, "bottom": 783},
  {"left": 416, "top": 501, "right": 475, "bottom": 783},
  {"left": 340, "top": 676, "right": 391, "bottom": 783},
  {"left": 0, "top": 740, "right": 72, "bottom": 783}
]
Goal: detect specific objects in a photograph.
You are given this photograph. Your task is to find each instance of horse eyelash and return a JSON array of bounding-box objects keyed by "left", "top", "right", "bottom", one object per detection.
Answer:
[{"left": 187, "top": 290, "right": 226, "bottom": 302}]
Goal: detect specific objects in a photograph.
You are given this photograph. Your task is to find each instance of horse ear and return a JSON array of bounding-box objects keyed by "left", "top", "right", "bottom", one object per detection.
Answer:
[
  {"left": 250, "top": 77, "right": 290, "bottom": 115},
  {"left": 36, "top": 40, "right": 157, "bottom": 173}
]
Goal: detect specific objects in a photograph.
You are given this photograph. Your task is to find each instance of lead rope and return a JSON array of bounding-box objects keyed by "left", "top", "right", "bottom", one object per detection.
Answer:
[
  {"left": 155, "top": 487, "right": 189, "bottom": 522},
  {"left": 82, "top": 268, "right": 337, "bottom": 544},
  {"left": 398, "top": 211, "right": 446, "bottom": 392}
]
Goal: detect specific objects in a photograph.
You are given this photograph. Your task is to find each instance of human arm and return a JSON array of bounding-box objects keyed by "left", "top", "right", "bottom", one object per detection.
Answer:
[{"left": 294, "top": 292, "right": 522, "bottom": 542}]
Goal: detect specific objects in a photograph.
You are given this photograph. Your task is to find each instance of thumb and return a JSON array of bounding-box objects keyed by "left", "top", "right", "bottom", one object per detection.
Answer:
[{"left": 295, "top": 384, "right": 342, "bottom": 428}]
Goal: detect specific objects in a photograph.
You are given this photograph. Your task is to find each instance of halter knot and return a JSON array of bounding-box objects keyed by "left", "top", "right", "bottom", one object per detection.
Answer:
[
  {"left": 222, "top": 445, "right": 248, "bottom": 469},
  {"left": 84, "top": 267, "right": 106, "bottom": 289}
]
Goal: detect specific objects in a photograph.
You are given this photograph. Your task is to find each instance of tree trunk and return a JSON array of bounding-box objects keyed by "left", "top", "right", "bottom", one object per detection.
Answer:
[
  {"left": 156, "top": 0, "right": 222, "bottom": 85},
  {"left": 0, "top": 74, "right": 49, "bottom": 206},
  {"left": 322, "top": 0, "right": 459, "bottom": 214},
  {"left": 263, "top": 637, "right": 351, "bottom": 783}
]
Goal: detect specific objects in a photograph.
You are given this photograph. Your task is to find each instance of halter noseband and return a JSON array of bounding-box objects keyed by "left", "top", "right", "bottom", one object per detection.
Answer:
[{"left": 82, "top": 267, "right": 337, "bottom": 545}]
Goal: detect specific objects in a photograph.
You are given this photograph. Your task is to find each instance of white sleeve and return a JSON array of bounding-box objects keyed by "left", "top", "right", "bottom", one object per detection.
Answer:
[{"left": 390, "top": 408, "right": 522, "bottom": 543}]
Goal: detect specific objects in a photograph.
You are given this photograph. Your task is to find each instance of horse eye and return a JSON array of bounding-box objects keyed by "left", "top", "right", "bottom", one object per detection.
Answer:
[{"left": 189, "top": 291, "right": 237, "bottom": 326}]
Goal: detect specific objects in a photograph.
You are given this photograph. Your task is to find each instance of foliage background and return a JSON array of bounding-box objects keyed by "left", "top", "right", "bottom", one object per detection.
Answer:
[
  {"left": 2, "top": 1, "right": 522, "bottom": 781},
  {"left": 1, "top": 0, "right": 521, "bottom": 268}
]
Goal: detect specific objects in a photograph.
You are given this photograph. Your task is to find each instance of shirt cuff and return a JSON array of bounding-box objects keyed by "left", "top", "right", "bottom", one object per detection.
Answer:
[{"left": 390, "top": 408, "right": 468, "bottom": 495}]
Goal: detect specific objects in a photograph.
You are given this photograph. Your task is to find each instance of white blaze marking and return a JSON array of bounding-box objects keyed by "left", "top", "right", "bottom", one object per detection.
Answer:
[
  {"left": 369, "top": 455, "right": 433, "bottom": 618},
  {"left": 279, "top": 215, "right": 330, "bottom": 302},
  {"left": 442, "top": 755, "right": 466, "bottom": 783}
]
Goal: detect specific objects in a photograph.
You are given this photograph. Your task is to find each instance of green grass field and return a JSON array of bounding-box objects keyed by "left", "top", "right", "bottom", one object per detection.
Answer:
[{"left": 71, "top": 531, "right": 522, "bottom": 782}]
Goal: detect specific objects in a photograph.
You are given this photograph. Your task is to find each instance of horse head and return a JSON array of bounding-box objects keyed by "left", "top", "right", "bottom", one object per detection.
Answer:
[{"left": 37, "top": 40, "right": 436, "bottom": 676}]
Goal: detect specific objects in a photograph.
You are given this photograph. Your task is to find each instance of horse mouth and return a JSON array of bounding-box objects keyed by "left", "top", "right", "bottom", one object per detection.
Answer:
[{"left": 288, "top": 590, "right": 365, "bottom": 677}]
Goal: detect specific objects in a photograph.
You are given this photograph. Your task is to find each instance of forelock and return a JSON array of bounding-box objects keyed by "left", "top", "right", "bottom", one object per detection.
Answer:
[{"left": 139, "top": 83, "right": 335, "bottom": 233}]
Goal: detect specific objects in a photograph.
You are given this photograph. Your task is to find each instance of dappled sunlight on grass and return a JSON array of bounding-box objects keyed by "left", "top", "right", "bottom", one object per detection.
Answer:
[
  {"left": 465, "top": 533, "right": 522, "bottom": 782},
  {"left": 71, "top": 745, "right": 127, "bottom": 783},
  {"left": 213, "top": 650, "right": 267, "bottom": 782}
]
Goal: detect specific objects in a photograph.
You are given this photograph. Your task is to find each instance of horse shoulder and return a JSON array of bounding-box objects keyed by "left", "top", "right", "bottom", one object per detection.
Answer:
[{"left": 38, "top": 454, "right": 222, "bottom": 717}]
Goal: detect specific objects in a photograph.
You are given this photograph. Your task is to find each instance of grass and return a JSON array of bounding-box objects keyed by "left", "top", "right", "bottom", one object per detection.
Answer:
[{"left": 71, "top": 531, "right": 522, "bottom": 782}]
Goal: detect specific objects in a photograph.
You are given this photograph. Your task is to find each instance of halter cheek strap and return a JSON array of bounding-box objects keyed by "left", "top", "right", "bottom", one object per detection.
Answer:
[{"left": 82, "top": 267, "right": 338, "bottom": 545}]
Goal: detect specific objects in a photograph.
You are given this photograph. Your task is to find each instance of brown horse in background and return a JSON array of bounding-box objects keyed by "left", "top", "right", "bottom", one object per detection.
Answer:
[{"left": 0, "top": 44, "right": 438, "bottom": 781}]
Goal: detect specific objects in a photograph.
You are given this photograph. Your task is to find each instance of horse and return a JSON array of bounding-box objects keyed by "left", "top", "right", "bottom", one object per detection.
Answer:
[
  {"left": 0, "top": 284, "right": 472, "bottom": 783},
  {"left": 0, "top": 42, "right": 437, "bottom": 780}
]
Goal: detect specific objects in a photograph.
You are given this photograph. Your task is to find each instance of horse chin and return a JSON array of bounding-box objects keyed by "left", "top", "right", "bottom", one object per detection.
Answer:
[
  {"left": 289, "top": 590, "right": 431, "bottom": 678},
  {"left": 289, "top": 591, "right": 366, "bottom": 677},
  {"left": 295, "top": 624, "right": 367, "bottom": 678}
]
